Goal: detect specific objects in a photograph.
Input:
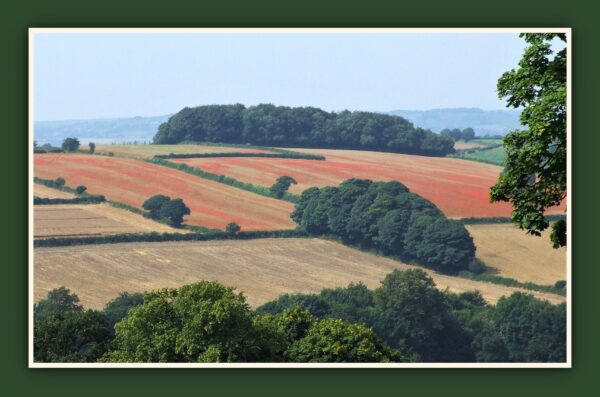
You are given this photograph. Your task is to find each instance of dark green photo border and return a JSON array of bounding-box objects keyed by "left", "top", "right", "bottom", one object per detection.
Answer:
[{"left": 1, "top": 0, "right": 597, "bottom": 395}]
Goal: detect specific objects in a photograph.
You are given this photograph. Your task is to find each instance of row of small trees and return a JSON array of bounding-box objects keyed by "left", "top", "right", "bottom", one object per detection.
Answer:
[{"left": 440, "top": 128, "right": 476, "bottom": 142}]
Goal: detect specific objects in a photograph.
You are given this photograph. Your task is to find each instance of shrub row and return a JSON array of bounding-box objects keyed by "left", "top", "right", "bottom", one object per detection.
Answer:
[
  {"left": 146, "top": 157, "right": 299, "bottom": 203},
  {"left": 154, "top": 152, "right": 325, "bottom": 160},
  {"left": 460, "top": 214, "right": 566, "bottom": 225},
  {"left": 34, "top": 195, "right": 106, "bottom": 205},
  {"left": 34, "top": 148, "right": 64, "bottom": 154},
  {"left": 458, "top": 271, "right": 566, "bottom": 296},
  {"left": 34, "top": 229, "right": 308, "bottom": 248}
]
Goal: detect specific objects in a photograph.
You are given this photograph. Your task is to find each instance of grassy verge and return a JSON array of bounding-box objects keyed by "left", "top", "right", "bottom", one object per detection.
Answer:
[{"left": 146, "top": 157, "right": 299, "bottom": 203}]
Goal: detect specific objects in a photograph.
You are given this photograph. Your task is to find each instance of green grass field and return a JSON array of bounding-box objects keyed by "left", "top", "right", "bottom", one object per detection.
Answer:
[{"left": 451, "top": 138, "right": 506, "bottom": 166}]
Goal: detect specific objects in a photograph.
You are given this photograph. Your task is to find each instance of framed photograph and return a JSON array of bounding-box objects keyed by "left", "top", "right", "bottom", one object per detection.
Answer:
[{"left": 29, "top": 27, "right": 570, "bottom": 368}]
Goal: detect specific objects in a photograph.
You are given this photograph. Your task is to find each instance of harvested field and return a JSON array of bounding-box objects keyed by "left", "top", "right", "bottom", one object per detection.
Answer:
[
  {"left": 34, "top": 204, "right": 182, "bottom": 238},
  {"left": 173, "top": 148, "right": 565, "bottom": 218},
  {"left": 92, "top": 144, "right": 271, "bottom": 159},
  {"left": 34, "top": 154, "right": 295, "bottom": 231},
  {"left": 33, "top": 184, "right": 76, "bottom": 199},
  {"left": 34, "top": 238, "right": 565, "bottom": 309},
  {"left": 466, "top": 223, "right": 567, "bottom": 285},
  {"left": 453, "top": 140, "right": 491, "bottom": 150}
]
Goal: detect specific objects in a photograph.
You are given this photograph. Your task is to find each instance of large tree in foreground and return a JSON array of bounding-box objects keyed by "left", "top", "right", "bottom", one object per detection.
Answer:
[{"left": 490, "top": 33, "right": 567, "bottom": 247}]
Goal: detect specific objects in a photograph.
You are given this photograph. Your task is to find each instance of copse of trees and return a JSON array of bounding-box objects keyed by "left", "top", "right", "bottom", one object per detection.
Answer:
[
  {"left": 290, "top": 179, "right": 476, "bottom": 273},
  {"left": 153, "top": 104, "right": 455, "bottom": 156},
  {"left": 142, "top": 195, "right": 190, "bottom": 227}
]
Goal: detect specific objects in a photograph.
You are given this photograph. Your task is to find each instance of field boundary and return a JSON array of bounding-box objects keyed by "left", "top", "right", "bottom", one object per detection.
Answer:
[
  {"left": 33, "top": 229, "right": 308, "bottom": 247},
  {"left": 154, "top": 152, "right": 325, "bottom": 160},
  {"left": 34, "top": 196, "right": 106, "bottom": 205},
  {"left": 457, "top": 270, "right": 566, "bottom": 296},
  {"left": 145, "top": 157, "right": 300, "bottom": 203},
  {"left": 459, "top": 214, "right": 566, "bottom": 224}
]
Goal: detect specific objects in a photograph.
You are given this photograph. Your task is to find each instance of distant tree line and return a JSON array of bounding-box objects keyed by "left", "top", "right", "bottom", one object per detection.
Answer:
[
  {"left": 291, "top": 179, "right": 476, "bottom": 273},
  {"left": 441, "top": 127, "right": 476, "bottom": 141},
  {"left": 33, "top": 269, "right": 566, "bottom": 363},
  {"left": 153, "top": 104, "right": 455, "bottom": 156}
]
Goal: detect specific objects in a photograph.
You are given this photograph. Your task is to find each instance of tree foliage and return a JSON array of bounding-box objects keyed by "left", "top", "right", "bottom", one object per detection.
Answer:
[
  {"left": 270, "top": 176, "right": 298, "bottom": 198},
  {"left": 153, "top": 104, "right": 455, "bottom": 156},
  {"left": 291, "top": 179, "right": 475, "bottom": 272},
  {"left": 158, "top": 198, "right": 191, "bottom": 227},
  {"left": 490, "top": 33, "right": 567, "bottom": 247},
  {"left": 88, "top": 142, "right": 96, "bottom": 154},
  {"left": 61, "top": 137, "right": 81, "bottom": 152}
]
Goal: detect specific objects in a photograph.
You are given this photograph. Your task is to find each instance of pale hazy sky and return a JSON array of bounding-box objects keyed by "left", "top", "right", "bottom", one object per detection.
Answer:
[{"left": 33, "top": 32, "right": 527, "bottom": 121}]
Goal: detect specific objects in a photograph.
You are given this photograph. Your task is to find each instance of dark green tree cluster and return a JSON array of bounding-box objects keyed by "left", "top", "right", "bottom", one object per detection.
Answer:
[
  {"left": 291, "top": 179, "right": 476, "bottom": 272},
  {"left": 270, "top": 176, "right": 297, "bottom": 198},
  {"left": 61, "top": 137, "right": 81, "bottom": 152},
  {"left": 142, "top": 194, "right": 191, "bottom": 227},
  {"left": 440, "top": 127, "right": 476, "bottom": 141},
  {"left": 490, "top": 33, "right": 567, "bottom": 247},
  {"left": 258, "top": 269, "right": 567, "bottom": 363},
  {"left": 101, "top": 281, "right": 404, "bottom": 363},
  {"left": 153, "top": 104, "right": 455, "bottom": 156}
]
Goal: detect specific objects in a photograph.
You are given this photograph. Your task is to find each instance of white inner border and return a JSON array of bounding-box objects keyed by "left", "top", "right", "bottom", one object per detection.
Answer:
[{"left": 28, "top": 27, "right": 572, "bottom": 369}]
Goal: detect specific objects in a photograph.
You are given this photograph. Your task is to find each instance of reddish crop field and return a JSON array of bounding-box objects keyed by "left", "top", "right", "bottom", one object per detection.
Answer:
[
  {"left": 173, "top": 148, "right": 566, "bottom": 218},
  {"left": 34, "top": 154, "right": 296, "bottom": 231}
]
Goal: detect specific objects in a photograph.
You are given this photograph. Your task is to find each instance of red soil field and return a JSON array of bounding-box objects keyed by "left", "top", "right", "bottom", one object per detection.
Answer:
[
  {"left": 34, "top": 154, "right": 296, "bottom": 231},
  {"left": 173, "top": 149, "right": 566, "bottom": 218}
]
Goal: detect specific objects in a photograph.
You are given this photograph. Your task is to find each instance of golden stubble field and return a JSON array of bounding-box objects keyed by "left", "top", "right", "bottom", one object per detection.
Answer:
[
  {"left": 92, "top": 144, "right": 271, "bottom": 158},
  {"left": 34, "top": 204, "right": 184, "bottom": 238},
  {"left": 466, "top": 223, "right": 567, "bottom": 285},
  {"left": 34, "top": 238, "right": 565, "bottom": 309},
  {"left": 33, "top": 184, "right": 76, "bottom": 199}
]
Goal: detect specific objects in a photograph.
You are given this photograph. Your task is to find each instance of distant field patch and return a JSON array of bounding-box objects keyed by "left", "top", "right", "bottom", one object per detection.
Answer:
[
  {"left": 34, "top": 154, "right": 296, "bottom": 231},
  {"left": 34, "top": 204, "right": 181, "bottom": 238},
  {"left": 92, "top": 144, "right": 272, "bottom": 159},
  {"left": 466, "top": 223, "right": 567, "bottom": 285},
  {"left": 34, "top": 238, "right": 564, "bottom": 309},
  {"left": 33, "top": 184, "right": 76, "bottom": 199},
  {"left": 453, "top": 140, "right": 491, "bottom": 150},
  {"left": 459, "top": 146, "right": 506, "bottom": 165},
  {"left": 173, "top": 148, "right": 564, "bottom": 218}
]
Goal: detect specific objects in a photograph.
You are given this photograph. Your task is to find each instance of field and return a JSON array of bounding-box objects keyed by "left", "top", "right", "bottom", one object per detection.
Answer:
[
  {"left": 34, "top": 204, "right": 183, "bottom": 238},
  {"left": 459, "top": 146, "right": 506, "bottom": 165},
  {"left": 173, "top": 148, "right": 564, "bottom": 218},
  {"left": 466, "top": 223, "right": 567, "bottom": 285},
  {"left": 453, "top": 140, "right": 492, "bottom": 150},
  {"left": 33, "top": 184, "right": 76, "bottom": 199},
  {"left": 92, "top": 144, "right": 271, "bottom": 158},
  {"left": 34, "top": 238, "right": 564, "bottom": 309},
  {"left": 34, "top": 154, "right": 296, "bottom": 231}
]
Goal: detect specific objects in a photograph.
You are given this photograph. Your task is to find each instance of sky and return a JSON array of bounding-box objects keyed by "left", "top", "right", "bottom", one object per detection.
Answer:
[{"left": 33, "top": 32, "right": 528, "bottom": 121}]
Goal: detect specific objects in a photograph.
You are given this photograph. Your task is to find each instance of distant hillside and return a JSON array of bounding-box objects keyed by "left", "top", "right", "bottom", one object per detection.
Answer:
[
  {"left": 387, "top": 108, "right": 521, "bottom": 136},
  {"left": 34, "top": 115, "right": 171, "bottom": 146}
]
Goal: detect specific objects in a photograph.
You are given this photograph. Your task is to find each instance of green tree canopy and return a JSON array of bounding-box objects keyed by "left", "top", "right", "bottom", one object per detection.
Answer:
[
  {"left": 61, "top": 137, "right": 80, "bottom": 152},
  {"left": 490, "top": 33, "right": 567, "bottom": 247},
  {"left": 142, "top": 194, "right": 171, "bottom": 219},
  {"left": 270, "top": 175, "right": 298, "bottom": 198},
  {"left": 34, "top": 287, "right": 83, "bottom": 322},
  {"left": 158, "top": 198, "right": 191, "bottom": 227}
]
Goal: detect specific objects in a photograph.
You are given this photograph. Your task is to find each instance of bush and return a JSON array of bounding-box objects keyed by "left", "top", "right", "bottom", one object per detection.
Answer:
[
  {"left": 75, "top": 185, "right": 87, "bottom": 195},
  {"left": 54, "top": 177, "right": 66, "bottom": 189},
  {"left": 467, "top": 258, "right": 487, "bottom": 275},
  {"left": 62, "top": 137, "right": 81, "bottom": 152},
  {"left": 226, "top": 222, "right": 241, "bottom": 235}
]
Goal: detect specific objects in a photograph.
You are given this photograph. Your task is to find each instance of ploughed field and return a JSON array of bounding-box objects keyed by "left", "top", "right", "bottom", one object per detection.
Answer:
[
  {"left": 34, "top": 238, "right": 565, "bottom": 309},
  {"left": 34, "top": 154, "right": 296, "bottom": 231},
  {"left": 91, "top": 144, "right": 271, "bottom": 159},
  {"left": 173, "top": 148, "right": 565, "bottom": 218},
  {"left": 466, "top": 223, "right": 567, "bottom": 285},
  {"left": 34, "top": 204, "right": 183, "bottom": 239}
]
